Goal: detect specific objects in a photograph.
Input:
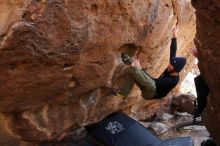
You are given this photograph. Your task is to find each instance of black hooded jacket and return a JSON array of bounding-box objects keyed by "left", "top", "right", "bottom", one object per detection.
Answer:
[{"left": 153, "top": 38, "right": 180, "bottom": 99}]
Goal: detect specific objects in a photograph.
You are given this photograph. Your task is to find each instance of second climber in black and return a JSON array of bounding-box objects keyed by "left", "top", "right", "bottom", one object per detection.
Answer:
[
  {"left": 190, "top": 48, "right": 210, "bottom": 117},
  {"left": 116, "top": 26, "right": 186, "bottom": 100}
]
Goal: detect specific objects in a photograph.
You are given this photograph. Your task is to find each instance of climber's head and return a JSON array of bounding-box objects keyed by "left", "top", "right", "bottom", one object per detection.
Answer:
[{"left": 169, "top": 57, "right": 186, "bottom": 72}]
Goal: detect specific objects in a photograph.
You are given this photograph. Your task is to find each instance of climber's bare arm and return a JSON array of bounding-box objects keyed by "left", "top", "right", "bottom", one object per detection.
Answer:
[{"left": 173, "top": 26, "right": 178, "bottom": 38}]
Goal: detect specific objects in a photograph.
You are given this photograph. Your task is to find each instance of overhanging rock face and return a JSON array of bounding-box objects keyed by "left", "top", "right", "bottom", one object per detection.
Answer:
[
  {"left": 0, "top": 0, "right": 195, "bottom": 142},
  {"left": 192, "top": 0, "right": 220, "bottom": 145}
]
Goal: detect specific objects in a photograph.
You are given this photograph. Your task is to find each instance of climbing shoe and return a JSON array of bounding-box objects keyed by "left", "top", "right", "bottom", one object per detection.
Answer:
[
  {"left": 112, "top": 90, "right": 126, "bottom": 99},
  {"left": 121, "top": 53, "right": 133, "bottom": 65}
]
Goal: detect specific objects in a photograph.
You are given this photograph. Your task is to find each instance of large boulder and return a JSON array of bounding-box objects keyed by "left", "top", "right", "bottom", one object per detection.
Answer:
[
  {"left": 192, "top": 0, "right": 220, "bottom": 145},
  {"left": 171, "top": 93, "right": 196, "bottom": 115},
  {"left": 0, "top": 0, "right": 196, "bottom": 143}
]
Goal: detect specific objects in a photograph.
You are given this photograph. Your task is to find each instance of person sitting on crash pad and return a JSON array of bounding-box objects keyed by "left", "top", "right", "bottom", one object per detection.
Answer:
[{"left": 115, "top": 26, "right": 186, "bottom": 100}]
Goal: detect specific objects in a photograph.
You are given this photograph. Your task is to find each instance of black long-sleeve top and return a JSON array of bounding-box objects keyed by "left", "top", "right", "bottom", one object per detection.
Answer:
[{"left": 153, "top": 38, "right": 179, "bottom": 99}]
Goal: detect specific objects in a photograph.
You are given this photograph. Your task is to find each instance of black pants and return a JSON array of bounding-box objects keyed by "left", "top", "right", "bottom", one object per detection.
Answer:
[{"left": 194, "top": 74, "right": 209, "bottom": 116}]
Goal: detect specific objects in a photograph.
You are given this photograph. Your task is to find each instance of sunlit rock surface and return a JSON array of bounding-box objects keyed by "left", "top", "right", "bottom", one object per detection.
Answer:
[{"left": 0, "top": 0, "right": 196, "bottom": 143}]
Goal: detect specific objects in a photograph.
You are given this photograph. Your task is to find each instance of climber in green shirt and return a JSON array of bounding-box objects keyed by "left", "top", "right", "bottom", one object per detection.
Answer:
[{"left": 115, "top": 26, "right": 186, "bottom": 100}]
